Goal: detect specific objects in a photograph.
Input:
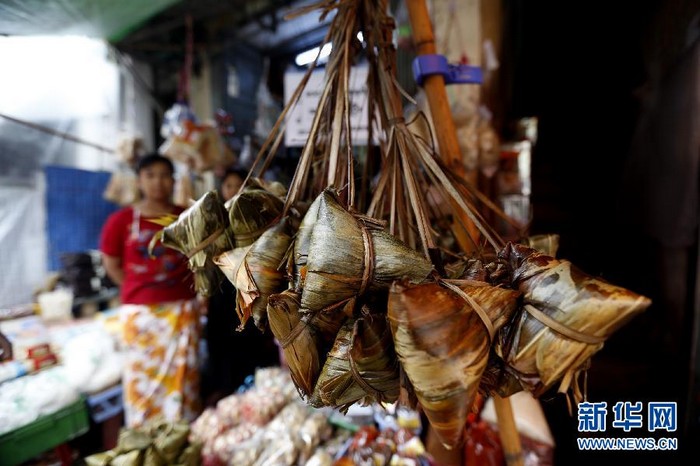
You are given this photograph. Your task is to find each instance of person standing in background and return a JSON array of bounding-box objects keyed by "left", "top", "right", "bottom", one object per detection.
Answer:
[
  {"left": 202, "top": 167, "right": 280, "bottom": 406},
  {"left": 100, "top": 153, "right": 202, "bottom": 427},
  {"left": 219, "top": 166, "right": 247, "bottom": 202}
]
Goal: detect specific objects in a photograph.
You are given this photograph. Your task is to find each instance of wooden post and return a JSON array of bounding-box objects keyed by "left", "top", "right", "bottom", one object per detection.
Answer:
[
  {"left": 405, "top": 2, "right": 524, "bottom": 465},
  {"left": 493, "top": 394, "right": 525, "bottom": 466},
  {"left": 405, "top": 0, "right": 480, "bottom": 252}
]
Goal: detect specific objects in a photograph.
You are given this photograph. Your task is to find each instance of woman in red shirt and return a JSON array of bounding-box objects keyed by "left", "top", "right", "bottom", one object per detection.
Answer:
[{"left": 100, "top": 154, "right": 201, "bottom": 427}]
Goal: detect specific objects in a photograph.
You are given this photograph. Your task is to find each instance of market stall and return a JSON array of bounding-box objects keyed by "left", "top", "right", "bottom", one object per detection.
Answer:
[
  {"left": 82, "top": 366, "right": 555, "bottom": 466},
  {"left": 0, "top": 308, "right": 124, "bottom": 465}
]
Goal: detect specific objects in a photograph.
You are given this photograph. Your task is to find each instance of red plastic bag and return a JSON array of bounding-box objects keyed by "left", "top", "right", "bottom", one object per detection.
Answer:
[{"left": 464, "top": 421, "right": 554, "bottom": 466}]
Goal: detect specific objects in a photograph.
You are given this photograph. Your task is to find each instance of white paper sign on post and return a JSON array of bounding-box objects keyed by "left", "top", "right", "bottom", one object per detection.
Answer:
[{"left": 283, "top": 65, "right": 375, "bottom": 147}]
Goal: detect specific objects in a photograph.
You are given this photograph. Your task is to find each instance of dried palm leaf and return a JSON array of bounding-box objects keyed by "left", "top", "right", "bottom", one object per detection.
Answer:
[
  {"left": 310, "top": 310, "right": 400, "bottom": 412},
  {"left": 213, "top": 245, "right": 250, "bottom": 284},
  {"left": 149, "top": 190, "right": 231, "bottom": 296},
  {"left": 267, "top": 290, "right": 347, "bottom": 398},
  {"left": 215, "top": 219, "right": 294, "bottom": 330},
  {"left": 388, "top": 279, "right": 520, "bottom": 448},
  {"left": 302, "top": 190, "right": 433, "bottom": 315},
  {"left": 495, "top": 242, "right": 651, "bottom": 401},
  {"left": 398, "top": 364, "right": 419, "bottom": 411}
]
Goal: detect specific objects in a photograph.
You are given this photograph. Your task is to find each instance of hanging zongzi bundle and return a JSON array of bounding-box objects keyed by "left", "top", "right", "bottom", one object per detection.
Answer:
[
  {"left": 302, "top": 190, "right": 433, "bottom": 315},
  {"left": 310, "top": 311, "right": 400, "bottom": 412},
  {"left": 388, "top": 280, "right": 520, "bottom": 449},
  {"left": 149, "top": 190, "right": 231, "bottom": 296},
  {"left": 495, "top": 243, "right": 651, "bottom": 400},
  {"left": 214, "top": 219, "right": 294, "bottom": 330}
]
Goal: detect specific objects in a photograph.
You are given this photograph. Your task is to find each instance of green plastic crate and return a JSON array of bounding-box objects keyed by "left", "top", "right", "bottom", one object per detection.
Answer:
[{"left": 0, "top": 396, "right": 89, "bottom": 466}]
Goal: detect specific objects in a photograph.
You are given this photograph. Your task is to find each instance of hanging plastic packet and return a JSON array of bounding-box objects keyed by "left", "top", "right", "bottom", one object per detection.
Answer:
[{"left": 161, "top": 102, "right": 198, "bottom": 140}]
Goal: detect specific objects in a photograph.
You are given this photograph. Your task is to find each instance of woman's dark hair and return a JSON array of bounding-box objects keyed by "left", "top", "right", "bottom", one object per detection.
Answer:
[
  {"left": 136, "top": 153, "right": 175, "bottom": 175},
  {"left": 222, "top": 166, "right": 248, "bottom": 182}
]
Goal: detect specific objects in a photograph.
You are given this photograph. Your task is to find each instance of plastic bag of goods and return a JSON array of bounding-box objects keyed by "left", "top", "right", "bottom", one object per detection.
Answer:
[
  {"left": 216, "top": 392, "right": 244, "bottom": 425},
  {"left": 190, "top": 408, "right": 233, "bottom": 445},
  {"left": 240, "top": 387, "right": 290, "bottom": 425},
  {"left": 208, "top": 423, "right": 260, "bottom": 465}
]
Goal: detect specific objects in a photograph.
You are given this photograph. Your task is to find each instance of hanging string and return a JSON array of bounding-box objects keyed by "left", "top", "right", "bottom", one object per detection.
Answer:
[{"left": 0, "top": 113, "right": 113, "bottom": 154}]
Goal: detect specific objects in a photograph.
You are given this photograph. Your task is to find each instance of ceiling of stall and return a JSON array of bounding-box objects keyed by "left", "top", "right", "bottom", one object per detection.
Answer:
[
  {"left": 110, "top": 0, "right": 334, "bottom": 67},
  {"left": 0, "top": 0, "right": 334, "bottom": 65}
]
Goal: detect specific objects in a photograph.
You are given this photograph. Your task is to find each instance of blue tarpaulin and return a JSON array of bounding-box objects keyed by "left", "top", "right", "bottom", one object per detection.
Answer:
[{"left": 45, "top": 165, "right": 118, "bottom": 271}]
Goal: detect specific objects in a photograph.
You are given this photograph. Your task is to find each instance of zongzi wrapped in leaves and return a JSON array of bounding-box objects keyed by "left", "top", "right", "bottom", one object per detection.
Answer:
[
  {"left": 267, "top": 290, "right": 347, "bottom": 398},
  {"left": 444, "top": 257, "right": 487, "bottom": 281},
  {"left": 495, "top": 242, "right": 651, "bottom": 400},
  {"left": 303, "top": 190, "right": 433, "bottom": 314},
  {"left": 444, "top": 256, "right": 510, "bottom": 287},
  {"left": 215, "top": 219, "right": 294, "bottom": 330},
  {"left": 292, "top": 194, "right": 323, "bottom": 291},
  {"left": 310, "top": 312, "right": 400, "bottom": 412},
  {"left": 309, "top": 334, "right": 350, "bottom": 400},
  {"left": 149, "top": 190, "right": 231, "bottom": 296},
  {"left": 238, "top": 177, "right": 287, "bottom": 198},
  {"left": 484, "top": 259, "right": 510, "bottom": 286},
  {"left": 222, "top": 182, "right": 285, "bottom": 249},
  {"left": 303, "top": 305, "right": 348, "bottom": 347},
  {"left": 388, "top": 280, "right": 520, "bottom": 449}
]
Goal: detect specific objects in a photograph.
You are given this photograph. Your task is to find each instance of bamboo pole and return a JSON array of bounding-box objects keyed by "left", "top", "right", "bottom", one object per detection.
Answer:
[
  {"left": 404, "top": 2, "right": 524, "bottom": 466},
  {"left": 493, "top": 394, "right": 525, "bottom": 466},
  {"left": 404, "top": 0, "right": 480, "bottom": 253}
]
